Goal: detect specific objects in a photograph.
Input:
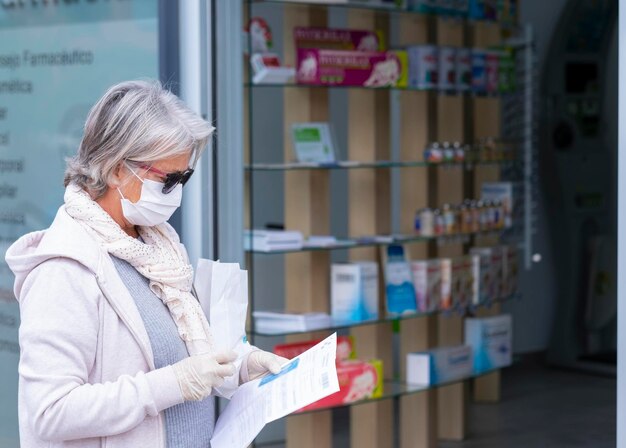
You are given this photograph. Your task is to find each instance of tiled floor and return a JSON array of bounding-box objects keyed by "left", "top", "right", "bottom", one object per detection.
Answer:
[
  {"left": 438, "top": 360, "right": 616, "bottom": 448},
  {"left": 259, "top": 358, "right": 616, "bottom": 447}
]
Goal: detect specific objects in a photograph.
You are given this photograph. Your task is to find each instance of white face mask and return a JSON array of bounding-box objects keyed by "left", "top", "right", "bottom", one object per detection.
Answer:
[{"left": 117, "top": 168, "right": 183, "bottom": 227}]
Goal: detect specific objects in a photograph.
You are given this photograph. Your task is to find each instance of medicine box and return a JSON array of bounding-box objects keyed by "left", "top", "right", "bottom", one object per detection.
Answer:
[
  {"left": 470, "top": 247, "right": 496, "bottom": 302},
  {"left": 481, "top": 182, "right": 514, "bottom": 228},
  {"left": 451, "top": 257, "right": 470, "bottom": 309},
  {"left": 440, "top": 258, "right": 452, "bottom": 310},
  {"left": 406, "top": 345, "right": 473, "bottom": 385},
  {"left": 331, "top": 262, "right": 379, "bottom": 322},
  {"left": 300, "top": 359, "right": 384, "bottom": 411},
  {"left": 274, "top": 335, "right": 355, "bottom": 362},
  {"left": 294, "top": 27, "right": 386, "bottom": 51},
  {"left": 296, "top": 48, "right": 406, "bottom": 87},
  {"left": 468, "top": 254, "right": 482, "bottom": 306},
  {"left": 386, "top": 253, "right": 418, "bottom": 316},
  {"left": 411, "top": 259, "right": 441, "bottom": 313},
  {"left": 464, "top": 314, "right": 513, "bottom": 372}
]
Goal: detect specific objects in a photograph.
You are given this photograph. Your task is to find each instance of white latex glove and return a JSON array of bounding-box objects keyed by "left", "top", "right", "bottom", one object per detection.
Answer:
[
  {"left": 243, "top": 350, "right": 289, "bottom": 382},
  {"left": 172, "top": 351, "right": 237, "bottom": 401}
]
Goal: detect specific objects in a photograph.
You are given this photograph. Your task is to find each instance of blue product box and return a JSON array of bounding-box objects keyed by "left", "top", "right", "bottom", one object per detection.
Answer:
[
  {"left": 384, "top": 245, "right": 417, "bottom": 315},
  {"left": 406, "top": 345, "right": 473, "bottom": 385},
  {"left": 464, "top": 314, "right": 512, "bottom": 372},
  {"left": 468, "top": 0, "right": 485, "bottom": 19}
]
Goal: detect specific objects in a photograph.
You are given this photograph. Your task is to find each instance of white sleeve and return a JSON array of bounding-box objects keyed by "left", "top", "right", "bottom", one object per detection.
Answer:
[{"left": 17, "top": 258, "right": 184, "bottom": 442}]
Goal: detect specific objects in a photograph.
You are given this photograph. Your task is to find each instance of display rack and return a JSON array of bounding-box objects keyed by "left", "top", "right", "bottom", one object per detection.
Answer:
[{"left": 243, "top": 2, "right": 531, "bottom": 447}]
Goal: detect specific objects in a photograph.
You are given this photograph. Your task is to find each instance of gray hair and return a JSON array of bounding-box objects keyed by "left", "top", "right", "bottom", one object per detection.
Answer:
[{"left": 64, "top": 80, "right": 215, "bottom": 199}]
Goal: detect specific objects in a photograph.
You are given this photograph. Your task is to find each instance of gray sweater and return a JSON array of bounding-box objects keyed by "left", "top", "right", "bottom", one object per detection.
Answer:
[{"left": 111, "top": 256, "right": 214, "bottom": 447}]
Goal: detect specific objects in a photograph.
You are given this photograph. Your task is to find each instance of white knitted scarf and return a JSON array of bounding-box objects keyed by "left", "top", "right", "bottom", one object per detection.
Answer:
[{"left": 64, "top": 183, "right": 213, "bottom": 356}]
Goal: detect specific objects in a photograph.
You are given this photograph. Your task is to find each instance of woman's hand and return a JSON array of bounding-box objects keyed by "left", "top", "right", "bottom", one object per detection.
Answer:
[
  {"left": 172, "top": 351, "right": 237, "bottom": 401},
  {"left": 245, "top": 350, "right": 290, "bottom": 382}
]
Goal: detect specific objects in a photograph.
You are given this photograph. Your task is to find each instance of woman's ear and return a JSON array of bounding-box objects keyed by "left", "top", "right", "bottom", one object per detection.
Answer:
[{"left": 109, "top": 162, "right": 125, "bottom": 187}]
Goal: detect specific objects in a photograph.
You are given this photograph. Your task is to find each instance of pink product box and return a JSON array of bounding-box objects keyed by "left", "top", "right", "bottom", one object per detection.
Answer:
[
  {"left": 294, "top": 27, "right": 385, "bottom": 51},
  {"left": 296, "top": 48, "right": 404, "bottom": 87}
]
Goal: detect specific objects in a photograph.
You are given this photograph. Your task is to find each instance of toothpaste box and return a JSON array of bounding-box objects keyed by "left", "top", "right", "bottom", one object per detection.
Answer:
[
  {"left": 469, "top": 249, "right": 493, "bottom": 304},
  {"left": 299, "top": 359, "right": 384, "bottom": 411},
  {"left": 411, "top": 259, "right": 442, "bottom": 313},
  {"left": 275, "top": 335, "right": 355, "bottom": 361},
  {"left": 331, "top": 262, "right": 379, "bottom": 322},
  {"left": 406, "top": 345, "right": 473, "bottom": 385},
  {"left": 464, "top": 314, "right": 513, "bottom": 371},
  {"left": 294, "top": 27, "right": 386, "bottom": 51},
  {"left": 440, "top": 258, "right": 452, "bottom": 310},
  {"left": 296, "top": 48, "right": 406, "bottom": 87},
  {"left": 451, "top": 257, "right": 469, "bottom": 309}
]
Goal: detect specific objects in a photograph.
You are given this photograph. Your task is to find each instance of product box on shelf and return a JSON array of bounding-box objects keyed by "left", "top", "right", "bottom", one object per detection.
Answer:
[
  {"left": 331, "top": 262, "right": 379, "bottom": 322},
  {"left": 468, "top": 254, "right": 481, "bottom": 305},
  {"left": 469, "top": 249, "right": 492, "bottom": 304},
  {"left": 481, "top": 182, "right": 514, "bottom": 228},
  {"left": 406, "top": 345, "right": 473, "bottom": 385},
  {"left": 440, "top": 258, "right": 452, "bottom": 310},
  {"left": 296, "top": 48, "right": 406, "bottom": 87},
  {"left": 408, "top": 0, "right": 438, "bottom": 13},
  {"left": 274, "top": 335, "right": 356, "bottom": 361},
  {"left": 465, "top": 314, "right": 513, "bottom": 371},
  {"left": 407, "top": 45, "right": 438, "bottom": 89},
  {"left": 385, "top": 246, "right": 418, "bottom": 315},
  {"left": 451, "top": 256, "right": 470, "bottom": 309},
  {"left": 299, "top": 359, "right": 384, "bottom": 412},
  {"left": 485, "top": 50, "right": 500, "bottom": 93},
  {"left": 438, "top": 46, "right": 457, "bottom": 91},
  {"left": 455, "top": 47, "right": 472, "bottom": 91},
  {"left": 294, "top": 27, "right": 386, "bottom": 51},
  {"left": 411, "top": 259, "right": 442, "bottom": 313},
  {"left": 471, "top": 48, "right": 487, "bottom": 93},
  {"left": 470, "top": 247, "right": 503, "bottom": 300},
  {"left": 498, "top": 49, "right": 516, "bottom": 93},
  {"left": 468, "top": 0, "right": 485, "bottom": 19}
]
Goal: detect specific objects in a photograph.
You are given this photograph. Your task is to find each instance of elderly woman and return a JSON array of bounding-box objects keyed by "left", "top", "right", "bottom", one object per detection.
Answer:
[{"left": 5, "top": 80, "right": 286, "bottom": 447}]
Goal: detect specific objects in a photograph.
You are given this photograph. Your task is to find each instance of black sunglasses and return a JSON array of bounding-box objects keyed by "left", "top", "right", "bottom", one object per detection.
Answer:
[{"left": 138, "top": 164, "right": 195, "bottom": 194}]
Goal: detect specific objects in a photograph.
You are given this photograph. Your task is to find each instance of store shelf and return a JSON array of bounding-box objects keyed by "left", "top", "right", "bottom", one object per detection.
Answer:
[
  {"left": 246, "top": 229, "right": 505, "bottom": 254},
  {"left": 251, "top": 294, "right": 518, "bottom": 337},
  {"left": 246, "top": 82, "right": 504, "bottom": 97},
  {"left": 246, "top": 159, "right": 517, "bottom": 171},
  {"left": 294, "top": 365, "right": 509, "bottom": 416},
  {"left": 247, "top": 0, "right": 518, "bottom": 31},
  {"left": 248, "top": 0, "right": 430, "bottom": 15}
]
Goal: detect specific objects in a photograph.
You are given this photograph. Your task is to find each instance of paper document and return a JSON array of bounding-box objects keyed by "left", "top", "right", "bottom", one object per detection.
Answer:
[{"left": 211, "top": 333, "right": 340, "bottom": 448}]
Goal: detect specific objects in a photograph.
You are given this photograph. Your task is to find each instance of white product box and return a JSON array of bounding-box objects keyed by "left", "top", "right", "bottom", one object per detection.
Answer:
[
  {"left": 469, "top": 248, "right": 493, "bottom": 304},
  {"left": 331, "top": 262, "right": 379, "bottom": 322},
  {"left": 411, "top": 259, "right": 442, "bottom": 313},
  {"left": 481, "top": 182, "right": 514, "bottom": 228},
  {"left": 406, "top": 345, "right": 473, "bottom": 385},
  {"left": 464, "top": 314, "right": 513, "bottom": 372},
  {"left": 451, "top": 256, "right": 470, "bottom": 309},
  {"left": 468, "top": 254, "right": 481, "bottom": 306},
  {"left": 440, "top": 258, "right": 452, "bottom": 310}
]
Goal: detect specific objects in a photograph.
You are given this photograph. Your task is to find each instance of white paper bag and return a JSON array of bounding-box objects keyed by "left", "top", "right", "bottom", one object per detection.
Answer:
[{"left": 195, "top": 259, "right": 252, "bottom": 399}]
